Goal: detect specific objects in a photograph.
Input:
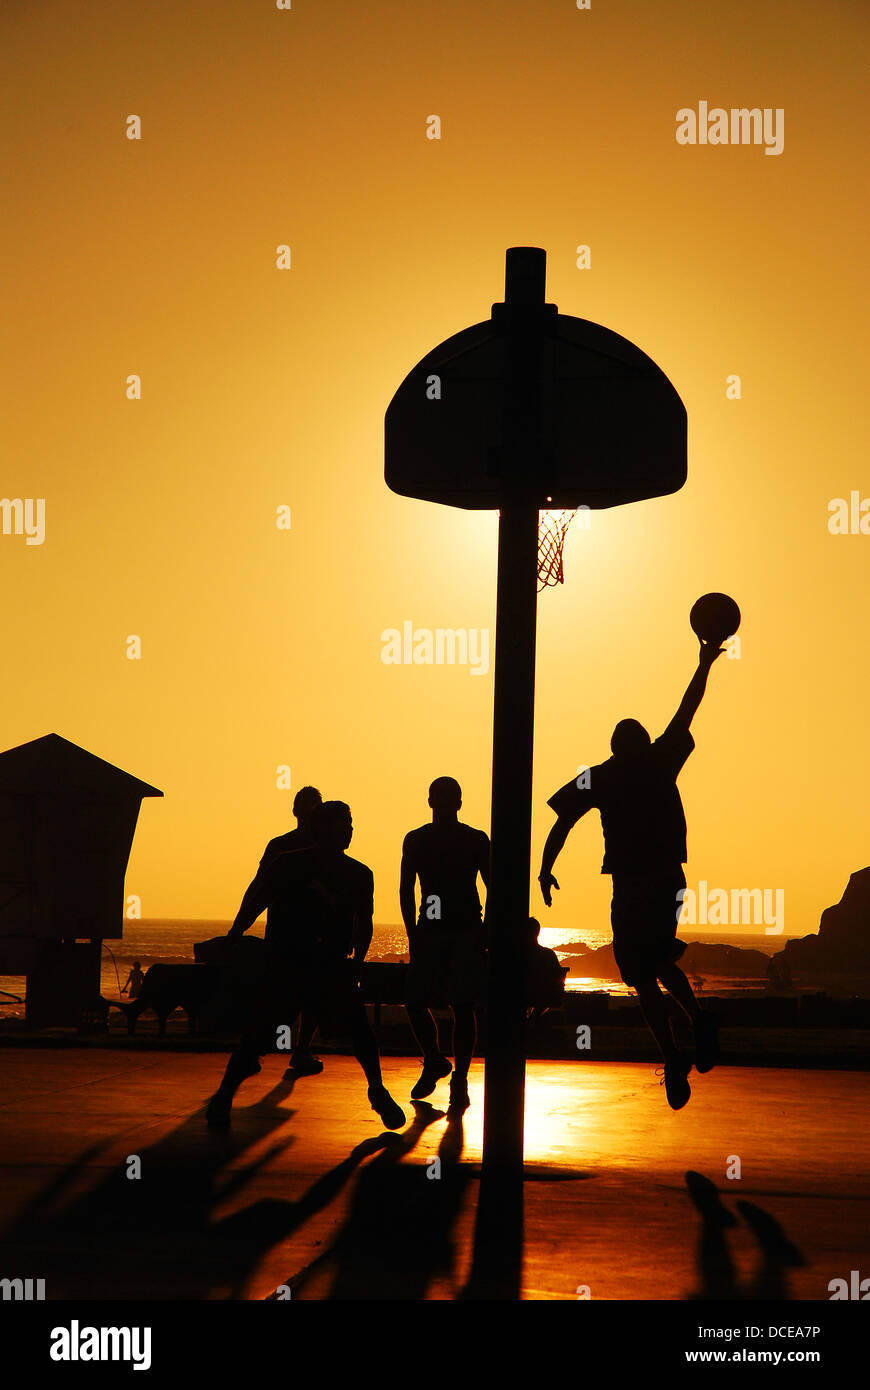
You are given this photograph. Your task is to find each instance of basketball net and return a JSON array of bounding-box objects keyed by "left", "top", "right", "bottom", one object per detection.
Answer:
[{"left": 537, "top": 509, "right": 577, "bottom": 591}]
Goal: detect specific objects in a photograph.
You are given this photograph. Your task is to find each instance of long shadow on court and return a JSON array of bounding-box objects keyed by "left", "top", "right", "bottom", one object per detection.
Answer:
[
  {"left": 685, "top": 1170, "right": 807, "bottom": 1300},
  {"left": 0, "top": 1072, "right": 367, "bottom": 1300},
  {"left": 280, "top": 1103, "right": 471, "bottom": 1300}
]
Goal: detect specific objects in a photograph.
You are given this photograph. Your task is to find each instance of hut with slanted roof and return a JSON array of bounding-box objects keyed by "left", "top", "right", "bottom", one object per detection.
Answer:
[{"left": 0, "top": 734, "right": 162, "bottom": 1026}]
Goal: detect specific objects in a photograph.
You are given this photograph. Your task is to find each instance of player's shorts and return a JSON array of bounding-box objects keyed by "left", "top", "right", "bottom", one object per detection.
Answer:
[
  {"left": 241, "top": 955, "right": 367, "bottom": 1049},
  {"left": 405, "top": 927, "right": 486, "bottom": 1008},
  {"left": 300, "top": 958, "right": 368, "bottom": 1040},
  {"left": 609, "top": 868, "right": 688, "bottom": 987}
]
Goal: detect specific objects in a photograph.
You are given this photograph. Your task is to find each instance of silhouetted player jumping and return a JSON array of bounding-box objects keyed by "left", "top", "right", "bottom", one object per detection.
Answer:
[
  {"left": 539, "top": 638, "right": 724, "bottom": 1109},
  {"left": 207, "top": 800, "right": 405, "bottom": 1130},
  {"left": 401, "top": 777, "right": 489, "bottom": 1113}
]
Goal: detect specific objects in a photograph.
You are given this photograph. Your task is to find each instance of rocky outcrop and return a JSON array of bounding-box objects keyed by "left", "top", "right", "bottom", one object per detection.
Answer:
[
  {"left": 563, "top": 939, "right": 769, "bottom": 980},
  {"left": 777, "top": 868, "right": 870, "bottom": 973}
]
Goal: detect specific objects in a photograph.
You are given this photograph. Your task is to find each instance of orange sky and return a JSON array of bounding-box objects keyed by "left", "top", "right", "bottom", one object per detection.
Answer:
[{"left": 2, "top": 0, "right": 867, "bottom": 940}]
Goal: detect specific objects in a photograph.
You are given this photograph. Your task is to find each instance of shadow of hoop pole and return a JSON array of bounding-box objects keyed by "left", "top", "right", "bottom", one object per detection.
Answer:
[{"left": 385, "top": 246, "right": 687, "bottom": 1300}]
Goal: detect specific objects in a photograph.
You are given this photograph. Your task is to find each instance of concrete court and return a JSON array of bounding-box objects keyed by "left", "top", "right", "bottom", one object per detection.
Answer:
[{"left": 0, "top": 1047, "right": 867, "bottom": 1301}]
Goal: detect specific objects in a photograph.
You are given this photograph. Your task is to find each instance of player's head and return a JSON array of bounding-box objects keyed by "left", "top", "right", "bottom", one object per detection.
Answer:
[
  {"left": 610, "top": 718, "right": 651, "bottom": 759},
  {"left": 526, "top": 918, "right": 541, "bottom": 941},
  {"left": 133, "top": 960, "right": 141, "bottom": 969},
  {"left": 312, "top": 800, "right": 352, "bottom": 850},
  {"left": 428, "top": 776, "right": 462, "bottom": 814},
  {"left": 292, "top": 785, "right": 322, "bottom": 830}
]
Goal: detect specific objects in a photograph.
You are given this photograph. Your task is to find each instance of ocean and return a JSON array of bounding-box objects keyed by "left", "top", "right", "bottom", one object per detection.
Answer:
[{"left": 0, "top": 918, "right": 795, "bottom": 1018}]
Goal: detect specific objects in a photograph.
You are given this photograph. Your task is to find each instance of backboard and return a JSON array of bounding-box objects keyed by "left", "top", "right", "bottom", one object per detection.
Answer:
[{"left": 385, "top": 256, "right": 687, "bottom": 511}]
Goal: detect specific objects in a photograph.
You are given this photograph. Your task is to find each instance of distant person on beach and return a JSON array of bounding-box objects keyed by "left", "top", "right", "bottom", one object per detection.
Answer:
[
  {"left": 766, "top": 957, "right": 793, "bottom": 993},
  {"left": 233, "top": 785, "right": 324, "bottom": 1074},
  {"left": 539, "top": 638, "right": 726, "bottom": 1110},
  {"left": 122, "top": 961, "right": 145, "bottom": 998},
  {"left": 400, "top": 777, "right": 490, "bottom": 1114},
  {"left": 524, "top": 918, "right": 569, "bottom": 1020},
  {"left": 206, "top": 800, "right": 405, "bottom": 1131}
]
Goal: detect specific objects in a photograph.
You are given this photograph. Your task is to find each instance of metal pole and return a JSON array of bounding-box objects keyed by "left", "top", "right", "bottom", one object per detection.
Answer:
[
  {"left": 480, "top": 498, "right": 538, "bottom": 1157},
  {"left": 470, "top": 248, "right": 544, "bottom": 1297}
]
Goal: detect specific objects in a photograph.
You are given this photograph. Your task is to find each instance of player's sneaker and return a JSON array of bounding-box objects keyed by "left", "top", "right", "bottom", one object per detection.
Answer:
[
  {"left": 206, "top": 1091, "right": 233, "bottom": 1129},
  {"left": 657, "top": 1055, "right": 691, "bottom": 1110},
  {"left": 447, "top": 1075, "right": 470, "bottom": 1114},
  {"left": 367, "top": 1084, "right": 406, "bottom": 1130},
  {"left": 410, "top": 1054, "right": 453, "bottom": 1100},
  {"left": 288, "top": 1049, "right": 324, "bottom": 1076},
  {"left": 206, "top": 1056, "right": 261, "bottom": 1128}
]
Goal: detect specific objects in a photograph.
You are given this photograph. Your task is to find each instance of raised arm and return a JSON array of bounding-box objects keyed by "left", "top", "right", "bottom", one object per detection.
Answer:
[{"left": 667, "top": 638, "right": 725, "bottom": 733}]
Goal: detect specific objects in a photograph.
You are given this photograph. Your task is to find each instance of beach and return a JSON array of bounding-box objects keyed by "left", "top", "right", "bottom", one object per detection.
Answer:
[{"left": 0, "top": 919, "right": 801, "bottom": 1022}]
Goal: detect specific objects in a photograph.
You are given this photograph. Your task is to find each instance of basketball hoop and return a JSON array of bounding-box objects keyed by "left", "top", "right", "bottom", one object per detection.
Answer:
[
  {"left": 537, "top": 508, "right": 577, "bottom": 590},
  {"left": 385, "top": 249, "right": 688, "bottom": 1268}
]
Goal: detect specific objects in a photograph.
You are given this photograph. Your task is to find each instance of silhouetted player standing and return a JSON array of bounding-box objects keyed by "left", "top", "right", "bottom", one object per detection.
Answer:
[
  {"left": 207, "top": 801, "right": 405, "bottom": 1130},
  {"left": 401, "top": 777, "right": 490, "bottom": 1113},
  {"left": 243, "top": 784, "right": 323, "bottom": 1074},
  {"left": 539, "top": 638, "right": 724, "bottom": 1109},
  {"left": 260, "top": 784, "right": 322, "bottom": 860}
]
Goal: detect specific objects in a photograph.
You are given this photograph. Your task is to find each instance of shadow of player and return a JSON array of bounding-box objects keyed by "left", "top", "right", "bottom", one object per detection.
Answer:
[
  {"left": 0, "top": 1074, "right": 304, "bottom": 1299},
  {"left": 685, "top": 1170, "right": 807, "bottom": 1301},
  {"left": 280, "top": 1100, "right": 471, "bottom": 1300}
]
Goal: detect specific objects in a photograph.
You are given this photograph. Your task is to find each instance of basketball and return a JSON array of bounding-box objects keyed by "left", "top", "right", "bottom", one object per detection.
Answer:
[{"left": 690, "top": 592, "right": 741, "bottom": 645}]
